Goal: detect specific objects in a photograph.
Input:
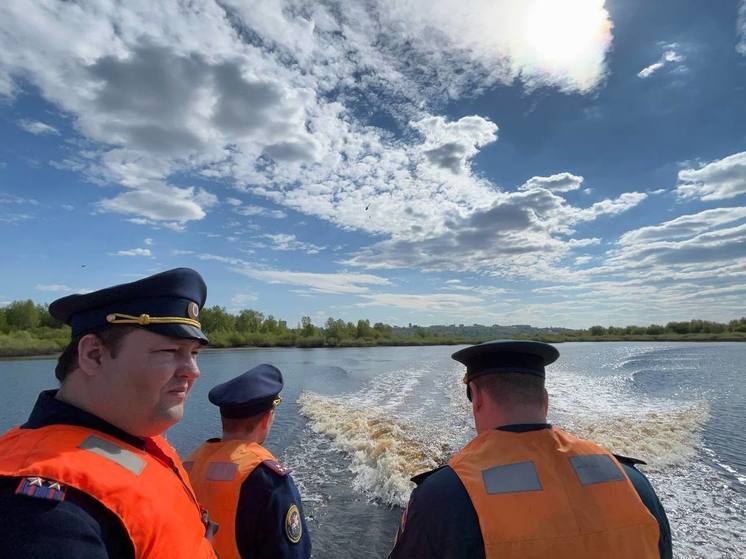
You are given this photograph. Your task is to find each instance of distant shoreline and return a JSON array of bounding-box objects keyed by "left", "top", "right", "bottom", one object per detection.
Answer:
[{"left": 2, "top": 332, "right": 744, "bottom": 360}]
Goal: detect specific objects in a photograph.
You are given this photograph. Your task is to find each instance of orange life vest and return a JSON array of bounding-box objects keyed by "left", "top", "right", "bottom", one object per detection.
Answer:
[
  {"left": 186, "top": 440, "right": 277, "bottom": 559},
  {"left": 0, "top": 425, "right": 217, "bottom": 559},
  {"left": 448, "top": 427, "right": 660, "bottom": 559}
]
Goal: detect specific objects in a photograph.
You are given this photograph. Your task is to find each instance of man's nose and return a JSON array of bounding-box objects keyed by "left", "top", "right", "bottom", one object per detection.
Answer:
[{"left": 177, "top": 353, "right": 200, "bottom": 380}]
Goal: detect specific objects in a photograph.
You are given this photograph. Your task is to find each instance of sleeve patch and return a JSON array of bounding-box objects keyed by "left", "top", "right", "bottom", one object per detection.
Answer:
[
  {"left": 15, "top": 477, "right": 67, "bottom": 502},
  {"left": 285, "top": 504, "right": 302, "bottom": 543},
  {"left": 261, "top": 459, "right": 291, "bottom": 477}
]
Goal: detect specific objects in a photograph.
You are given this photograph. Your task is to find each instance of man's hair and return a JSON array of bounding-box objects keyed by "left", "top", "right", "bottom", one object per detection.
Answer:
[
  {"left": 55, "top": 325, "right": 138, "bottom": 382},
  {"left": 473, "top": 372, "right": 546, "bottom": 408},
  {"left": 220, "top": 411, "right": 270, "bottom": 434}
]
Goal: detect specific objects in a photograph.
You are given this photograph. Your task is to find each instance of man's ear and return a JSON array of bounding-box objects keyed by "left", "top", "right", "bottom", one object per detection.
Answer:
[
  {"left": 260, "top": 409, "right": 274, "bottom": 430},
  {"left": 77, "top": 334, "right": 106, "bottom": 377},
  {"left": 470, "top": 381, "right": 483, "bottom": 412}
]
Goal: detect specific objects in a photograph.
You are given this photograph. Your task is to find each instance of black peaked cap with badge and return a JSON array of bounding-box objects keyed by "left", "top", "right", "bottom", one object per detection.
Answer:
[
  {"left": 209, "top": 364, "right": 284, "bottom": 419},
  {"left": 452, "top": 339, "right": 560, "bottom": 383},
  {"left": 49, "top": 267, "right": 208, "bottom": 343}
]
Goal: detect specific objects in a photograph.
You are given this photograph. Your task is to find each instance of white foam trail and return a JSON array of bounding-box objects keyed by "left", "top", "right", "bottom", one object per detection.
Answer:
[
  {"left": 563, "top": 402, "right": 711, "bottom": 467},
  {"left": 298, "top": 391, "right": 448, "bottom": 507}
]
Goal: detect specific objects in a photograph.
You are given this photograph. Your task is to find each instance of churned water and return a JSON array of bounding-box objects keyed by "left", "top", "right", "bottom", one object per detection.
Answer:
[{"left": 1, "top": 342, "right": 744, "bottom": 558}]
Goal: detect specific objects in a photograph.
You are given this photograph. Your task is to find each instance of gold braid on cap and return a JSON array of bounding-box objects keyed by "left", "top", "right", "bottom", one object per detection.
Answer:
[{"left": 105, "top": 313, "right": 201, "bottom": 328}]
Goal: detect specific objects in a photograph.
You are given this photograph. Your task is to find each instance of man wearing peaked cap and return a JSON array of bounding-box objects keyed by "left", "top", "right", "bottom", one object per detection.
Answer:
[
  {"left": 186, "top": 364, "right": 312, "bottom": 559},
  {"left": 389, "top": 340, "right": 672, "bottom": 559},
  {"left": 0, "top": 268, "right": 217, "bottom": 559}
]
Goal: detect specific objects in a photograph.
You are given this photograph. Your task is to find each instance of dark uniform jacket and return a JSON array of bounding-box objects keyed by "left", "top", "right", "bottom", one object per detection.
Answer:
[
  {"left": 388, "top": 424, "right": 672, "bottom": 559},
  {"left": 0, "top": 390, "right": 136, "bottom": 558},
  {"left": 196, "top": 438, "right": 312, "bottom": 559}
]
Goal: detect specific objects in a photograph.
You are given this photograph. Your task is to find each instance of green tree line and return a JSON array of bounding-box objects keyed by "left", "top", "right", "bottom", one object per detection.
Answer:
[{"left": 1, "top": 299, "right": 745, "bottom": 358}]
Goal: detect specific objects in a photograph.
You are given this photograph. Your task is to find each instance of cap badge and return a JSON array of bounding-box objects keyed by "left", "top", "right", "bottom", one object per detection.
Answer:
[
  {"left": 188, "top": 302, "right": 200, "bottom": 320},
  {"left": 285, "top": 504, "right": 302, "bottom": 543}
]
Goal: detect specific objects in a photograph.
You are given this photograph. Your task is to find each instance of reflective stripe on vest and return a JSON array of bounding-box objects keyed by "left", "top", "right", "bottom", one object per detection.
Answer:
[
  {"left": 187, "top": 440, "right": 276, "bottom": 559},
  {"left": 448, "top": 427, "right": 660, "bottom": 559},
  {"left": 0, "top": 425, "right": 217, "bottom": 559}
]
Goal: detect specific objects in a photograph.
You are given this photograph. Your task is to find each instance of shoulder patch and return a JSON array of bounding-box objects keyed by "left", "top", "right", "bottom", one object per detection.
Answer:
[
  {"left": 411, "top": 465, "right": 446, "bottom": 485},
  {"left": 261, "top": 459, "right": 292, "bottom": 477},
  {"left": 15, "top": 477, "right": 67, "bottom": 502},
  {"left": 613, "top": 453, "right": 647, "bottom": 467},
  {"left": 285, "top": 504, "right": 302, "bottom": 543}
]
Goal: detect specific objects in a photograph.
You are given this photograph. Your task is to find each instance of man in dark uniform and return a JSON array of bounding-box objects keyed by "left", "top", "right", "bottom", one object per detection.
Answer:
[
  {"left": 389, "top": 340, "right": 672, "bottom": 559},
  {"left": 0, "top": 268, "right": 217, "bottom": 559},
  {"left": 186, "top": 363, "right": 312, "bottom": 559}
]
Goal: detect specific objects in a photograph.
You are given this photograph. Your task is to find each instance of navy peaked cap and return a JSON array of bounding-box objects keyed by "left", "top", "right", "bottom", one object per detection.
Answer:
[
  {"left": 209, "top": 364, "right": 284, "bottom": 419},
  {"left": 452, "top": 340, "right": 559, "bottom": 382},
  {"left": 49, "top": 268, "right": 208, "bottom": 343}
]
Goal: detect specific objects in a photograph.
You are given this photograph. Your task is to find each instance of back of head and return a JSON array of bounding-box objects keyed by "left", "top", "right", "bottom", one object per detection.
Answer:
[
  {"left": 209, "top": 364, "right": 284, "bottom": 441},
  {"left": 452, "top": 340, "right": 559, "bottom": 429}
]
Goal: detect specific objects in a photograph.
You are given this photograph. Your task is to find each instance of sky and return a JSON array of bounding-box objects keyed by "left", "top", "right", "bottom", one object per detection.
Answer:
[{"left": 0, "top": 0, "right": 745, "bottom": 329}]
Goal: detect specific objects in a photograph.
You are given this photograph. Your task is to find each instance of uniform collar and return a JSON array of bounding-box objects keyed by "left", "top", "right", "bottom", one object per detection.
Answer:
[
  {"left": 23, "top": 389, "right": 146, "bottom": 450},
  {"left": 496, "top": 423, "right": 552, "bottom": 433}
]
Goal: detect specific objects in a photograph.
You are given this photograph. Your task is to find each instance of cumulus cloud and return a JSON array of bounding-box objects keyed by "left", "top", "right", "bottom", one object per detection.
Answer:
[
  {"left": 676, "top": 151, "right": 746, "bottom": 201},
  {"left": 18, "top": 119, "right": 59, "bottom": 135},
  {"left": 0, "top": 0, "right": 612, "bottom": 235},
  {"left": 637, "top": 45, "right": 685, "bottom": 79},
  {"left": 347, "top": 186, "right": 645, "bottom": 275},
  {"left": 413, "top": 115, "right": 498, "bottom": 174},
  {"left": 98, "top": 183, "right": 218, "bottom": 223},
  {"left": 520, "top": 172, "right": 584, "bottom": 193}
]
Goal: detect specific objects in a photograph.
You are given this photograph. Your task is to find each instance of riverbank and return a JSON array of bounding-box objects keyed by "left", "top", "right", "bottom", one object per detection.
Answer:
[{"left": 2, "top": 330, "right": 745, "bottom": 359}]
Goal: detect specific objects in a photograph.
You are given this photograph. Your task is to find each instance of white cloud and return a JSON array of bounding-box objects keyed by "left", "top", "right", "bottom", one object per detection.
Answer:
[
  {"left": 113, "top": 248, "right": 152, "bottom": 257},
  {"left": 676, "top": 151, "right": 746, "bottom": 201},
  {"left": 413, "top": 115, "right": 498, "bottom": 174},
  {"left": 234, "top": 204, "right": 287, "bottom": 219},
  {"left": 35, "top": 284, "right": 73, "bottom": 292},
  {"left": 230, "top": 293, "right": 258, "bottom": 308},
  {"left": 347, "top": 186, "right": 645, "bottom": 275},
  {"left": 619, "top": 207, "right": 746, "bottom": 245},
  {"left": 0, "top": 0, "right": 612, "bottom": 236},
  {"left": 98, "top": 182, "right": 218, "bottom": 223},
  {"left": 738, "top": 1, "right": 746, "bottom": 56},
  {"left": 144, "top": 238, "right": 154, "bottom": 245},
  {"left": 358, "top": 292, "right": 482, "bottom": 312},
  {"left": 252, "top": 233, "right": 325, "bottom": 254},
  {"left": 17, "top": 119, "right": 59, "bottom": 135},
  {"left": 238, "top": 269, "right": 391, "bottom": 295},
  {"left": 520, "top": 172, "right": 584, "bottom": 193},
  {"left": 637, "top": 46, "right": 685, "bottom": 79}
]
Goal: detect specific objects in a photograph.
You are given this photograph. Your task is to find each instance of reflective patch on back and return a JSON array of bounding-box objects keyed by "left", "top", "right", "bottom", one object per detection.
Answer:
[
  {"left": 206, "top": 462, "right": 238, "bottom": 481},
  {"left": 79, "top": 435, "right": 145, "bottom": 475},
  {"left": 571, "top": 454, "right": 625, "bottom": 486},
  {"left": 482, "top": 460, "right": 542, "bottom": 495}
]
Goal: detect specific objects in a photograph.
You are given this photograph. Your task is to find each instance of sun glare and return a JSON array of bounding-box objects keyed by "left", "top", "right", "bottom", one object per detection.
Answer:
[{"left": 525, "top": 0, "right": 611, "bottom": 67}]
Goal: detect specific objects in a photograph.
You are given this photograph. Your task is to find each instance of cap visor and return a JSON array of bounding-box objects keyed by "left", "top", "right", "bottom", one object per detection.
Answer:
[{"left": 147, "top": 323, "right": 209, "bottom": 344}]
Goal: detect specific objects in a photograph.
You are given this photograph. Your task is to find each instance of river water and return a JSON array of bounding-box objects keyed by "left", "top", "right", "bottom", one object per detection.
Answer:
[{"left": 0, "top": 342, "right": 744, "bottom": 558}]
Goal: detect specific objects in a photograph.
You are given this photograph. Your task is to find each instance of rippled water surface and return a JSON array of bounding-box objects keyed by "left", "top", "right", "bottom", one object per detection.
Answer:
[{"left": 1, "top": 343, "right": 744, "bottom": 558}]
